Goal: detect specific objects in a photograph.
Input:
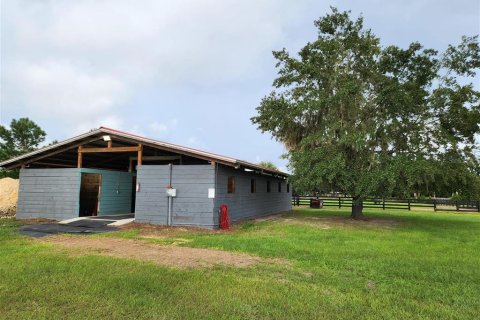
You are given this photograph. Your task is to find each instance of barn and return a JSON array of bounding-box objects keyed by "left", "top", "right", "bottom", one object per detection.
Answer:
[{"left": 0, "top": 127, "right": 291, "bottom": 228}]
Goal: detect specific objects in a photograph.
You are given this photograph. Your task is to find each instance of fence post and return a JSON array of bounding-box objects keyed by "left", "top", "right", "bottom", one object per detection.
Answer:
[
  {"left": 456, "top": 200, "right": 459, "bottom": 212},
  {"left": 408, "top": 199, "right": 411, "bottom": 211},
  {"left": 339, "top": 197, "right": 341, "bottom": 209},
  {"left": 477, "top": 200, "right": 480, "bottom": 213},
  {"left": 433, "top": 199, "right": 437, "bottom": 212},
  {"left": 382, "top": 199, "right": 385, "bottom": 210}
]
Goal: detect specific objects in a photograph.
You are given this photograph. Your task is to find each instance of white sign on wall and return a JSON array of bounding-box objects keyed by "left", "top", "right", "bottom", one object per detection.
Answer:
[{"left": 208, "top": 188, "right": 215, "bottom": 198}]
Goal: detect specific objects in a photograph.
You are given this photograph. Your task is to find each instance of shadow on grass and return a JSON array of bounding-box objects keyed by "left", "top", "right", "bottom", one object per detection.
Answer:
[{"left": 286, "top": 207, "right": 479, "bottom": 236}]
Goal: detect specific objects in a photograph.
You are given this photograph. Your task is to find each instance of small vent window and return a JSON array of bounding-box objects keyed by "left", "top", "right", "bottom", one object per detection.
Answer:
[
  {"left": 227, "top": 176, "right": 235, "bottom": 193},
  {"left": 251, "top": 179, "right": 256, "bottom": 193}
]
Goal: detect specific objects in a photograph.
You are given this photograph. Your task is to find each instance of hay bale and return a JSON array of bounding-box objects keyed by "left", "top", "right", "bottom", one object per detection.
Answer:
[{"left": 0, "top": 178, "right": 19, "bottom": 217}]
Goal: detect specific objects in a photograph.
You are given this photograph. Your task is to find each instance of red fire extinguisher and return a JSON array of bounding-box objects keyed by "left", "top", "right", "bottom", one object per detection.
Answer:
[{"left": 219, "top": 204, "right": 230, "bottom": 229}]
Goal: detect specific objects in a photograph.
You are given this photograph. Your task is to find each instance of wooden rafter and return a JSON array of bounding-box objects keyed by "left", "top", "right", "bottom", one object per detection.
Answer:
[
  {"left": 128, "top": 155, "right": 181, "bottom": 161},
  {"left": 79, "top": 146, "right": 142, "bottom": 153},
  {"left": 10, "top": 136, "right": 102, "bottom": 170}
]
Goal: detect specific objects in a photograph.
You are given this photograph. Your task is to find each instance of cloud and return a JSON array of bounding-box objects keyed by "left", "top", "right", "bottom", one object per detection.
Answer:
[
  {"left": 148, "top": 122, "right": 168, "bottom": 134},
  {"left": 1, "top": 0, "right": 308, "bottom": 137},
  {"left": 8, "top": 60, "right": 125, "bottom": 120},
  {"left": 72, "top": 115, "right": 125, "bottom": 135},
  {"left": 147, "top": 119, "right": 178, "bottom": 138}
]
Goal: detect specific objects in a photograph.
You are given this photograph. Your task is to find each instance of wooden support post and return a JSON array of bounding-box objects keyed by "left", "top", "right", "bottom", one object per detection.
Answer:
[
  {"left": 107, "top": 140, "right": 112, "bottom": 148},
  {"left": 137, "top": 144, "right": 143, "bottom": 167},
  {"left": 128, "top": 159, "right": 133, "bottom": 172},
  {"left": 77, "top": 146, "right": 83, "bottom": 168}
]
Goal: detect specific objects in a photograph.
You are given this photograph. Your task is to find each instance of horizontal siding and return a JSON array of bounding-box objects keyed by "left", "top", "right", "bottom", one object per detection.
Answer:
[
  {"left": 135, "top": 165, "right": 169, "bottom": 225},
  {"left": 214, "top": 165, "right": 292, "bottom": 223},
  {"left": 17, "top": 168, "right": 81, "bottom": 221},
  {"left": 135, "top": 165, "right": 215, "bottom": 228}
]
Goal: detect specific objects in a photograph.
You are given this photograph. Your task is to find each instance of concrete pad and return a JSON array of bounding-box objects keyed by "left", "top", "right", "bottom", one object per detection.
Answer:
[
  {"left": 59, "top": 217, "right": 87, "bottom": 225},
  {"left": 108, "top": 218, "right": 135, "bottom": 226},
  {"left": 19, "top": 223, "right": 118, "bottom": 238}
]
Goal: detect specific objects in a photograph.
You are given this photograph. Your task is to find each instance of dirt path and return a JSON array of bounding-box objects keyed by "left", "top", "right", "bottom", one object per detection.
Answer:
[{"left": 41, "top": 235, "right": 261, "bottom": 268}]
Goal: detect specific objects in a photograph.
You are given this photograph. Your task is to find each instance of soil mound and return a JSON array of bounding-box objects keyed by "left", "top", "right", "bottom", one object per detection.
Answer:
[{"left": 0, "top": 178, "right": 19, "bottom": 217}]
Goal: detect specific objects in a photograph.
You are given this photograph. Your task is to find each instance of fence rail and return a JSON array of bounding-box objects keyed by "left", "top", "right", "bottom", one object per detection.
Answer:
[{"left": 291, "top": 196, "right": 480, "bottom": 212}]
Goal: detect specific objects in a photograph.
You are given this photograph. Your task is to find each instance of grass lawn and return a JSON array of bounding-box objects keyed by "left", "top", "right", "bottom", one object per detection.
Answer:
[{"left": 1, "top": 208, "right": 479, "bottom": 319}]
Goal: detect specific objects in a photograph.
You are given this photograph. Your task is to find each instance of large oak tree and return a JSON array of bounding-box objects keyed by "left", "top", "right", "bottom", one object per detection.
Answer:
[{"left": 252, "top": 8, "right": 480, "bottom": 219}]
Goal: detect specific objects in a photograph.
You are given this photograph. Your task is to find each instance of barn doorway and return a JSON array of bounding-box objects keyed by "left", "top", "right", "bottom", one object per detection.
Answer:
[
  {"left": 79, "top": 173, "right": 101, "bottom": 217},
  {"left": 131, "top": 175, "right": 137, "bottom": 213}
]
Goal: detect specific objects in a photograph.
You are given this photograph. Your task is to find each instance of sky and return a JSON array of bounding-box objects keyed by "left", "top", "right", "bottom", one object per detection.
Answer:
[{"left": 1, "top": 0, "right": 479, "bottom": 172}]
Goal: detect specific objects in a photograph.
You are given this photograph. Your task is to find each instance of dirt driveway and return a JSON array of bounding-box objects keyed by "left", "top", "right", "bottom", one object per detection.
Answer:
[{"left": 41, "top": 235, "right": 261, "bottom": 268}]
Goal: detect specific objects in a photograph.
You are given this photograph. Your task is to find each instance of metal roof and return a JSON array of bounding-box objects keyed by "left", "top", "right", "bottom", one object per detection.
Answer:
[{"left": 0, "top": 127, "right": 288, "bottom": 177}]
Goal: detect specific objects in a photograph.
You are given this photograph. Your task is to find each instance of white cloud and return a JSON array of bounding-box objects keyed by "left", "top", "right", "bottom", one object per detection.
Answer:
[
  {"left": 148, "top": 121, "right": 168, "bottom": 134},
  {"left": 147, "top": 119, "right": 178, "bottom": 138},
  {"left": 185, "top": 136, "right": 209, "bottom": 149},
  {"left": 2, "top": 0, "right": 308, "bottom": 135},
  {"left": 8, "top": 61, "right": 125, "bottom": 122},
  {"left": 72, "top": 115, "right": 125, "bottom": 135}
]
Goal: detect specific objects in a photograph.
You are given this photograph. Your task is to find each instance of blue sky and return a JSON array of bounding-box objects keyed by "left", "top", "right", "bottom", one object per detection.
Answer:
[{"left": 1, "top": 0, "right": 479, "bottom": 172}]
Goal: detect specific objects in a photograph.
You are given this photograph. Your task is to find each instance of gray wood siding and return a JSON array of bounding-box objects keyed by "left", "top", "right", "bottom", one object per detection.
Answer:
[
  {"left": 135, "top": 165, "right": 215, "bottom": 228},
  {"left": 17, "top": 168, "right": 81, "bottom": 220},
  {"left": 214, "top": 165, "right": 292, "bottom": 223}
]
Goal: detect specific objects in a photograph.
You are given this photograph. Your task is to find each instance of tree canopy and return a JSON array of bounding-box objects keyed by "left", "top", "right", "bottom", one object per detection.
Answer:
[
  {"left": 258, "top": 161, "right": 279, "bottom": 171},
  {"left": 252, "top": 8, "right": 480, "bottom": 218},
  {"left": 0, "top": 118, "right": 46, "bottom": 177}
]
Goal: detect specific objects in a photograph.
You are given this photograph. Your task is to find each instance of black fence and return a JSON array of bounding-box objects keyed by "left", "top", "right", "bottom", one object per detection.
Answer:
[{"left": 291, "top": 196, "right": 480, "bottom": 212}]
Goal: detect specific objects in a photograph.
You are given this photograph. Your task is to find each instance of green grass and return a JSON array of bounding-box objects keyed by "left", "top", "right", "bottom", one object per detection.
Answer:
[{"left": 1, "top": 208, "right": 479, "bottom": 319}]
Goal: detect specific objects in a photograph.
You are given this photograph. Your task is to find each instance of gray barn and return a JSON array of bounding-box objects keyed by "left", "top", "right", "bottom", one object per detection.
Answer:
[{"left": 1, "top": 127, "right": 291, "bottom": 228}]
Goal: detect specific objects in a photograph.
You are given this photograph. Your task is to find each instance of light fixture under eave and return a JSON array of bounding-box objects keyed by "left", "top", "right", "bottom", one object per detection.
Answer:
[{"left": 102, "top": 135, "right": 111, "bottom": 142}]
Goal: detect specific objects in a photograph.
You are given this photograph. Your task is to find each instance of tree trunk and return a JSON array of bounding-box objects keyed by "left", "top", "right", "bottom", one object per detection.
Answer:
[{"left": 351, "top": 196, "right": 364, "bottom": 220}]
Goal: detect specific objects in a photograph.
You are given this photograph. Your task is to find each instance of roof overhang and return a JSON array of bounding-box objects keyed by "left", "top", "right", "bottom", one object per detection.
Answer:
[{"left": 0, "top": 127, "right": 289, "bottom": 177}]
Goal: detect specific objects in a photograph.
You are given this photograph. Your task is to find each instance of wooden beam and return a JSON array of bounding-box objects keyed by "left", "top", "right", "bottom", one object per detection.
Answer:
[
  {"left": 79, "top": 146, "right": 141, "bottom": 153},
  {"left": 77, "top": 146, "right": 83, "bottom": 168},
  {"left": 105, "top": 134, "right": 234, "bottom": 167},
  {"left": 129, "top": 155, "right": 181, "bottom": 161},
  {"left": 137, "top": 144, "right": 143, "bottom": 167},
  {"left": 9, "top": 136, "right": 104, "bottom": 170}
]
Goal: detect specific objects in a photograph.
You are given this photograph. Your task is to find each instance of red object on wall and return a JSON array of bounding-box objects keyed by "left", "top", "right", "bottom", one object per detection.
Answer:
[{"left": 219, "top": 204, "right": 230, "bottom": 229}]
